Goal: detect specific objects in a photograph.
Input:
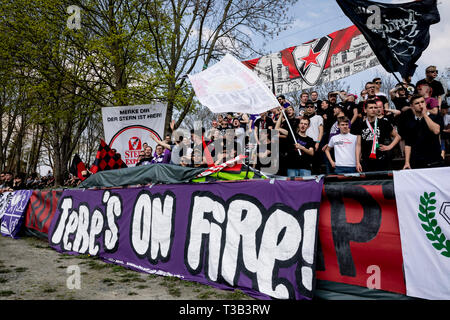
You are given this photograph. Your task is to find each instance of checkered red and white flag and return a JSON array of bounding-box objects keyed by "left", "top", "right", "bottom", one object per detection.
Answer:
[{"left": 90, "top": 139, "right": 127, "bottom": 174}]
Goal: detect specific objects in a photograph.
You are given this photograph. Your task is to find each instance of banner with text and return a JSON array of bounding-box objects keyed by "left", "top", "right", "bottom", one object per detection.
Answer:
[
  {"left": 243, "top": 25, "right": 380, "bottom": 95},
  {"left": 102, "top": 103, "right": 167, "bottom": 166},
  {"left": 48, "top": 179, "right": 323, "bottom": 300},
  {"left": 188, "top": 54, "right": 280, "bottom": 114},
  {"left": 316, "top": 182, "right": 406, "bottom": 295},
  {"left": 1, "top": 190, "right": 32, "bottom": 239},
  {"left": 394, "top": 167, "right": 450, "bottom": 300}
]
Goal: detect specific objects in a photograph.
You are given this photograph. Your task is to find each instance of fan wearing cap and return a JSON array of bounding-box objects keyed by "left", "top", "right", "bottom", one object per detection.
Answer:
[
  {"left": 390, "top": 83, "right": 410, "bottom": 112},
  {"left": 416, "top": 66, "right": 445, "bottom": 107},
  {"left": 327, "top": 91, "right": 339, "bottom": 108}
]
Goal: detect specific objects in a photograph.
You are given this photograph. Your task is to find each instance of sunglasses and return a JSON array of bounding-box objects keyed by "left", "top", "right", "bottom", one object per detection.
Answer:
[
  {"left": 427, "top": 70, "right": 438, "bottom": 74},
  {"left": 375, "top": 81, "right": 382, "bottom": 84}
]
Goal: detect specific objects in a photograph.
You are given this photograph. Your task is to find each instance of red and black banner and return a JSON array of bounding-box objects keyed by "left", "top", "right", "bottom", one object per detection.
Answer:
[
  {"left": 90, "top": 139, "right": 128, "bottom": 174},
  {"left": 243, "top": 25, "right": 379, "bottom": 95},
  {"left": 24, "top": 190, "right": 63, "bottom": 235},
  {"left": 316, "top": 182, "right": 406, "bottom": 294}
]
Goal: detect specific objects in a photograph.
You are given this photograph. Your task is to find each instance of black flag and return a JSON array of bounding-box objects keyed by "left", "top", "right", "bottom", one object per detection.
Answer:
[{"left": 336, "top": 0, "right": 440, "bottom": 78}]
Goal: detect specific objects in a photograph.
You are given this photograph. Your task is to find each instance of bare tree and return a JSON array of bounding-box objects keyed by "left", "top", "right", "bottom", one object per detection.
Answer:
[{"left": 141, "top": 0, "right": 299, "bottom": 134}]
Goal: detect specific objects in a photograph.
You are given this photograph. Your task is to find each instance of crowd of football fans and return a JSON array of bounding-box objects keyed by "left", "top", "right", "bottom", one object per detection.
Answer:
[
  {"left": 1, "top": 65, "right": 449, "bottom": 190},
  {"left": 136, "top": 65, "right": 450, "bottom": 177}
]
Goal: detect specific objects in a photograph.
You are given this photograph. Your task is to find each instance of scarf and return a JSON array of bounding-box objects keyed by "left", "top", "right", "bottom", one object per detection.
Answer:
[{"left": 366, "top": 118, "right": 378, "bottom": 159}]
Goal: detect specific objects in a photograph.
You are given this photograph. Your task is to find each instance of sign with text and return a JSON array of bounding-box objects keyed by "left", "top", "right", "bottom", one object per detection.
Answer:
[
  {"left": 101, "top": 103, "right": 167, "bottom": 166},
  {"left": 48, "top": 179, "right": 323, "bottom": 300}
]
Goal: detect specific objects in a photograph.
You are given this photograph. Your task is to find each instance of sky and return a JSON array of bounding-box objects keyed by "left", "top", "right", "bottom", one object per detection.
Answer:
[{"left": 252, "top": 0, "right": 450, "bottom": 95}]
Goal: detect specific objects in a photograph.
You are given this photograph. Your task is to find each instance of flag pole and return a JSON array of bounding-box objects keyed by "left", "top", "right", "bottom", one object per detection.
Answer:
[
  {"left": 391, "top": 71, "right": 408, "bottom": 91},
  {"left": 270, "top": 58, "right": 301, "bottom": 156}
]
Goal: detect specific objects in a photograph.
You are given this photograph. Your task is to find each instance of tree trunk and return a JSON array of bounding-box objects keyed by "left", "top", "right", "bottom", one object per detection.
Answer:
[
  {"left": 27, "top": 124, "right": 44, "bottom": 176},
  {"left": 1, "top": 106, "right": 19, "bottom": 170},
  {"left": 14, "top": 112, "right": 28, "bottom": 175}
]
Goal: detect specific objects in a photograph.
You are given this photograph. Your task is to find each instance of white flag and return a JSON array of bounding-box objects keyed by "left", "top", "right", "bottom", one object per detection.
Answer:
[
  {"left": 188, "top": 54, "right": 279, "bottom": 114},
  {"left": 393, "top": 167, "right": 450, "bottom": 300}
]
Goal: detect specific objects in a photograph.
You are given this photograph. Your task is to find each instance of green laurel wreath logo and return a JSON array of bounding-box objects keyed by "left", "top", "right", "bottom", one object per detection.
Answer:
[{"left": 418, "top": 192, "right": 450, "bottom": 258}]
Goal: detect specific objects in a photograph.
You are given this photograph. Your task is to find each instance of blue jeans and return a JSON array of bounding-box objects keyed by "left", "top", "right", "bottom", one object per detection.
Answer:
[
  {"left": 287, "top": 168, "right": 311, "bottom": 177},
  {"left": 334, "top": 166, "right": 357, "bottom": 174}
]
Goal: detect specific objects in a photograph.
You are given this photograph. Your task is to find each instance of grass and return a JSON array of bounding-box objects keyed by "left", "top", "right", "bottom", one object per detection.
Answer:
[
  {"left": 111, "top": 265, "right": 127, "bottom": 273},
  {"left": 160, "top": 276, "right": 183, "bottom": 297},
  {"left": 135, "top": 284, "right": 149, "bottom": 290},
  {"left": 76, "top": 254, "right": 93, "bottom": 260},
  {"left": 0, "top": 278, "right": 8, "bottom": 284},
  {"left": 102, "top": 278, "right": 115, "bottom": 284},
  {"left": 120, "top": 277, "right": 146, "bottom": 283},
  {"left": 58, "top": 254, "right": 74, "bottom": 260},
  {"left": 182, "top": 279, "right": 209, "bottom": 289},
  {"left": 162, "top": 276, "right": 181, "bottom": 284},
  {"left": 0, "top": 290, "right": 14, "bottom": 297},
  {"left": 220, "top": 289, "right": 249, "bottom": 300},
  {"left": 33, "top": 244, "right": 50, "bottom": 249},
  {"left": 14, "top": 267, "right": 28, "bottom": 273},
  {"left": 85, "top": 260, "right": 111, "bottom": 270},
  {"left": 167, "top": 287, "right": 181, "bottom": 297},
  {"left": 196, "top": 290, "right": 217, "bottom": 299},
  {"left": 40, "top": 284, "right": 57, "bottom": 293}
]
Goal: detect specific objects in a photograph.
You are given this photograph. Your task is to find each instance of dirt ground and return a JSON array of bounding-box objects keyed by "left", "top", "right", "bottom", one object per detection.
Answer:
[{"left": 0, "top": 235, "right": 254, "bottom": 301}]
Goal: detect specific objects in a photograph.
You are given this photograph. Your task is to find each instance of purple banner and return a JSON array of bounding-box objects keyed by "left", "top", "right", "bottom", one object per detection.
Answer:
[
  {"left": 48, "top": 179, "right": 323, "bottom": 299},
  {"left": 1, "top": 190, "right": 32, "bottom": 238}
]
